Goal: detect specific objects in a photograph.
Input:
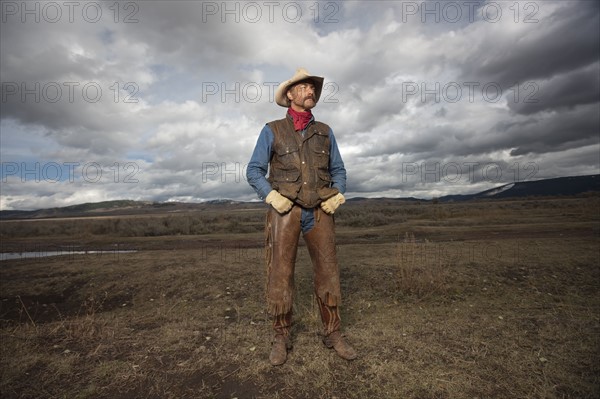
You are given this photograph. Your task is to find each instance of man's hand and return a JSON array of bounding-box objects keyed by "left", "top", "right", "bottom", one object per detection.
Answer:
[
  {"left": 265, "top": 190, "right": 293, "bottom": 214},
  {"left": 320, "top": 193, "right": 345, "bottom": 214}
]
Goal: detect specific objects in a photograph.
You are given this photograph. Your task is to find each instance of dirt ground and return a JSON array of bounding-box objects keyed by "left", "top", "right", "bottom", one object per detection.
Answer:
[{"left": 1, "top": 197, "right": 599, "bottom": 398}]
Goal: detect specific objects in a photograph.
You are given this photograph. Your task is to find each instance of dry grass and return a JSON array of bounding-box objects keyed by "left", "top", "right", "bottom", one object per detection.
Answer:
[
  {"left": 1, "top": 197, "right": 599, "bottom": 398},
  {"left": 396, "top": 232, "right": 451, "bottom": 299}
]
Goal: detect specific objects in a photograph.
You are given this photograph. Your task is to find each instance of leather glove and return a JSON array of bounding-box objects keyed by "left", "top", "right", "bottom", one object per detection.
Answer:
[
  {"left": 265, "top": 190, "right": 293, "bottom": 214},
  {"left": 320, "top": 193, "right": 345, "bottom": 214}
]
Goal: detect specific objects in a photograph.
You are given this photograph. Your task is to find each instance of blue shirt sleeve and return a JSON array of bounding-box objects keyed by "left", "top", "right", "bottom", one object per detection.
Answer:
[
  {"left": 246, "top": 124, "right": 274, "bottom": 200},
  {"left": 328, "top": 129, "right": 347, "bottom": 194}
]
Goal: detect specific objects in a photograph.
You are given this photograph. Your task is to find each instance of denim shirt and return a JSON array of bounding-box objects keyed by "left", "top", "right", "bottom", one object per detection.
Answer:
[{"left": 247, "top": 119, "right": 347, "bottom": 201}]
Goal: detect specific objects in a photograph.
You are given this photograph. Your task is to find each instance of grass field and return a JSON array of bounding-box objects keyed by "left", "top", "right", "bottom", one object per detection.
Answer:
[{"left": 1, "top": 197, "right": 599, "bottom": 398}]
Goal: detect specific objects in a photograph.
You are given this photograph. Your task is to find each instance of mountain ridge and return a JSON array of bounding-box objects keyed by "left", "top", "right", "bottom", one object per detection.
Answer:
[{"left": 1, "top": 174, "right": 598, "bottom": 219}]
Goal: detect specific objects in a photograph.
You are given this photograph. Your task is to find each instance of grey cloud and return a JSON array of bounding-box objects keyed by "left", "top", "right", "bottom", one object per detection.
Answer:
[
  {"left": 499, "top": 104, "right": 600, "bottom": 155},
  {"left": 461, "top": 1, "right": 599, "bottom": 86},
  {"left": 507, "top": 64, "right": 600, "bottom": 115}
]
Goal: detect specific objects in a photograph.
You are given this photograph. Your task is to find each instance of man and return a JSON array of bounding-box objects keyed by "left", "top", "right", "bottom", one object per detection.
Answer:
[{"left": 247, "top": 68, "right": 357, "bottom": 366}]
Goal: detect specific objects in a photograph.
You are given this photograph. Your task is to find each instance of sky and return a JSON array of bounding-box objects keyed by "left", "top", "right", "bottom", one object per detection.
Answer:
[{"left": 1, "top": 0, "right": 599, "bottom": 210}]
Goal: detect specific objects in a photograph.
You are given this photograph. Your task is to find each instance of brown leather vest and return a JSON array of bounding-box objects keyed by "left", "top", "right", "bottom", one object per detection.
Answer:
[{"left": 267, "top": 116, "right": 339, "bottom": 208}]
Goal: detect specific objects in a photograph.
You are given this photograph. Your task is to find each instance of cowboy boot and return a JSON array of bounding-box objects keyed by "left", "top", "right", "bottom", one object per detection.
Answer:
[
  {"left": 316, "top": 296, "right": 357, "bottom": 360},
  {"left": 269, "top": 312, "right": 293, "bottom": 366},
  {"left": 269, "top": 334, "right": 292, "bottom": 366},
  {"left": 323, "top": 331, "right": 357, "bottom": 360}
]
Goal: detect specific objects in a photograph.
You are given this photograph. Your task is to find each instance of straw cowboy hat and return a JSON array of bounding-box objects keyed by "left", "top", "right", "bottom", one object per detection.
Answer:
[{"left": 275, "top": 68, "right": 324, "bottom": 107}]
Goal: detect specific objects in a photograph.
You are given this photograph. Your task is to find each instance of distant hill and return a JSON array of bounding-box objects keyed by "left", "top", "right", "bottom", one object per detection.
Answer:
[
  {"left": 0, "top": 198, "right": 261, "bottom": 220},
  {"left": 439, "top": 174, "right": 599, "bottom": 202},
  {"left": 1, "top": 175, "right": 598, "bottom": 219},
  {"left": 0, "top": 200, "right": 150, "bottom": 219}
]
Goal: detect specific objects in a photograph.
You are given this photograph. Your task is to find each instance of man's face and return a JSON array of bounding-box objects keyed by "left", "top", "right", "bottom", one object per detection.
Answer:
[{"left": 287, "top": 81, "right": 316, "bottom": 111}]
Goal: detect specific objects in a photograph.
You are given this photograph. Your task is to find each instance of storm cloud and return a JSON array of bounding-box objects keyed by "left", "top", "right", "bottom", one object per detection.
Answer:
[{"left": 1, "top": 0, "right": 598, "bottom": 210}]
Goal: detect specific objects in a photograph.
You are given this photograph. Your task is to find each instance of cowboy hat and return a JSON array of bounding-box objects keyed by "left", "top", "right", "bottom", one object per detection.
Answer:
[{"left": 275, "top": 68, "right": 324, "bottom": 107}]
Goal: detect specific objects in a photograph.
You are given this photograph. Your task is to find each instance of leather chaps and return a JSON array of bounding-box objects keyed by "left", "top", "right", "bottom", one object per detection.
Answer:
[{"left": 265, "top": 205, "right": 342, "bottom": 324}]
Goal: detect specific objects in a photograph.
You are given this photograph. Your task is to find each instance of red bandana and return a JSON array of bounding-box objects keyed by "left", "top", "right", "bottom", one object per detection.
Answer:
[{"left": 287, "top": 107, "right": 313, "bottom": 131}]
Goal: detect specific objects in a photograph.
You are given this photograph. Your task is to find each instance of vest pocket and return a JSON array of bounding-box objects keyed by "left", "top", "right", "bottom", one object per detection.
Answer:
[
  {"left": 316, "top": 170, "right": 338, "bottom": 200},
  {"left": 317, "top": 186, "right": 339, "bottom": 201},
  {"left": 272, "top": 169, "right": 300, "bottom": 183},
  {"left": 317, "top": 169, "right": 332, "bottom": 183},
  {"left": 311, "top": 147, "right": 330, "bottom": 169},
  {"left": 275, "top": 145, "right": 300, "bottom": 158},
  {"left": 273, "top": 170, "right": 301, "bottom": 200}
]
